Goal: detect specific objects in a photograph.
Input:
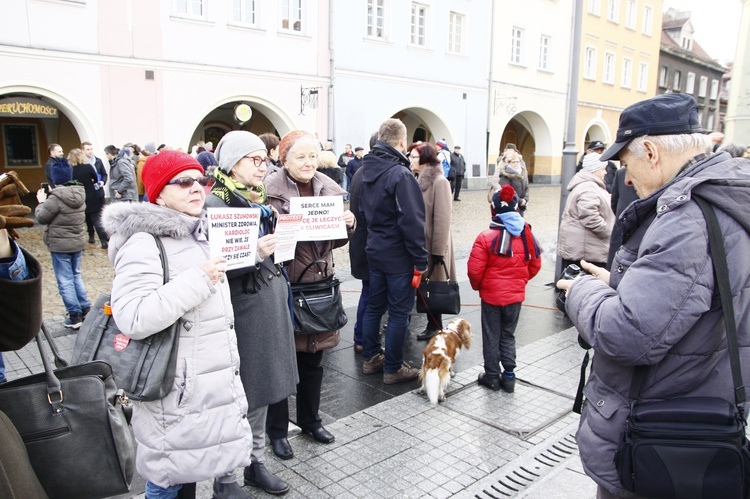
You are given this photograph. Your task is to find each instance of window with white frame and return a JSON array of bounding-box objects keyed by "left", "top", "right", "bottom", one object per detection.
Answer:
[
  {"left": 698, "top": 110, "right": 703, "bottom": 125},
  {"left": 584, "top": 46, "right": 597, "bottom": 80},
  {"left": 232, "top": 0, "right": 256, "bottom": 25},
  {"left": 175, "top": 0, "right": 204, "bottom": 18},
  {"left": 707, "top": 113, "right": 714, "bottom": 130},
  {"left": 642, "top": 5, "right": 653, "bottom": 35},
  {"left": 710, "top": 79, "right": 719, "bottom": 100},
  {"left": 538, "top": 35, "right": 551, "bottom": 70},
  {"left": 603, "top": 52, "right": 615, "bottom": 84},
  {"left": 588, "top": 0, "right": 601, "bottom": 15},
  {"left": 686, "top": 72, "right": 696, "bottom": 94},
  {"left": 698, "top": 75, "right": 708, "bottom": 97},
  {"left": 510, "top": 27, "right": 524, "bottom": 64},
  {"left": 622, "top": 57, "right": 632, "bottom": 88},
  {"left": 448, "top": 11, "right": 465, "bottom": 54},
  {"left": 637, "top": 62, "right": 648, "bottom": 92},
  {"left": 366, "top": 0, "right": 385, "bottom": 39},
  {"left": 281, "top": 0, "right": 302, "bottom": 32},
  {"left": 410, "top": 2, "right": 428, "bottom": 47},
  {"left": 673, "top": 70, "right": 681, "bottom": 91},
  {"left": 608, "top": 0, "right": 619, "bottom": 22},
  {"left": 625, "top": 0, "right": 636, "bottom": 29},
  {"left": 659, "top": 65, "right": 667, "bottom": 88}
]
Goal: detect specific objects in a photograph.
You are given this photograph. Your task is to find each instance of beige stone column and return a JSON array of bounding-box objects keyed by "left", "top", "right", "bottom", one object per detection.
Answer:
[{"left": 724, "top": 0, "right": 750, "bottom": 142}]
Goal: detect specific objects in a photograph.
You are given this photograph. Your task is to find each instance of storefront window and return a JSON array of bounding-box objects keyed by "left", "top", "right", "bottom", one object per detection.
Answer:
[{"left": 3, "top": 124, "right": 39, "bottom": 167}]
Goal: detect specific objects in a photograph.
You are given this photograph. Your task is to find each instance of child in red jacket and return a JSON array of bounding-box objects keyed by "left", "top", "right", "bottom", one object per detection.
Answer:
[{"left": 468, "top": 185, "right": 542, "bottom": 392}]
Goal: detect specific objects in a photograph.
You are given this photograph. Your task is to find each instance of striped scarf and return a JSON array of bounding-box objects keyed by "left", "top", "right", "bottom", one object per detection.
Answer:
[{"left": 488, "top": 215, "right": 542, "bottom": 260}]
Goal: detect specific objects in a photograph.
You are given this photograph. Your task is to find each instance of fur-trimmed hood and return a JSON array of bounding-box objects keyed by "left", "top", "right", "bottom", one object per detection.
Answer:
[
  {"left": 497, "top": 163, "right": 526, "bottom": 182},
  {"left": 102, "top": 202, "right": 204, "bottom": 262},
  {"left": 417, "top": 163, "right": 443, "bottom": 192}
]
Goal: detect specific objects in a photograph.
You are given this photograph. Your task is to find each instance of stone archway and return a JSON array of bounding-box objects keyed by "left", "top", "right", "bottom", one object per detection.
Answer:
[
  {"left": 581, "top": 119, "right": 613, "bottom": 150},
  {"left": 186, "top": 97, "right": 296, "bottom": 151},
  {"left": 391, "top": 107, "right": 453, "bottom": 149},
  {"left": 496, "top": 111, "right": 554, "bottom": 183},
  {"left": 0, "top": 85, "right": 96, "bottom": 190}
]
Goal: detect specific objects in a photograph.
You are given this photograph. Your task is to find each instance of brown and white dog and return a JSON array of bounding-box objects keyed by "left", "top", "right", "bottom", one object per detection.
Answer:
[{"left": 418, "top": 318, "right": 472, "bottom": 404}]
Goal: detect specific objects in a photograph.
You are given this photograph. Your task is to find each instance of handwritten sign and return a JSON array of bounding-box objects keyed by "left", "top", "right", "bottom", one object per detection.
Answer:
[
  {"left": 207, "top": 207, "right": 260, "bottom": 270},
  {"left": 289, "top": 196, "right": 347, "bottom": 242},
  {"left": 274, "top": 213, "right": 304, "bottom": 264}
]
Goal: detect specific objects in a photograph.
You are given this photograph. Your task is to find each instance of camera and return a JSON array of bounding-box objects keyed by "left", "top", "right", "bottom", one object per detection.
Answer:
[
  {"left": 555, "top": 263, "right": 589, "bottom": 313},
  {"left": 41, "top": 182, "right": 51, "bottom": 196}
]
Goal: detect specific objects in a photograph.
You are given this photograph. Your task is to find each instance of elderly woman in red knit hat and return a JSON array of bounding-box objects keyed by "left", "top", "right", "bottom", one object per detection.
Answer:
[
  {"left": 468, "top": 185, "right": 542, "bottom": 393},
  {"left": 264, "top": 130, "right": 355, "bottom": 458},
  {"left": 102, "top": 150, "right": 254, "bottom": 499}
]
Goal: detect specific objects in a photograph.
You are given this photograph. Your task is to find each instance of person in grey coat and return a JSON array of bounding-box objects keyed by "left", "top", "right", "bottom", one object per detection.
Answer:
[
  {"left": 557, "top": 94, "right": 750, "bottom": 498},
  {"left": 206, "top": 131, "right": 298, "bottom": 495},
  {"left": 105, "top": 145, "right": 138, "bottom": 202}
]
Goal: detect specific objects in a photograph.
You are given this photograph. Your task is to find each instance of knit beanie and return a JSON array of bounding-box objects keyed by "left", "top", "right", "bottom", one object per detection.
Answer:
[
  {"left": 436, "top": 139, "right": 448, "bottom": 150},
  {"left": 278, "top": 130, "right": 315, "bottom": 166},
  {"left": 143, "top": 141, "right": 157, "bottom": 154},
  {"left": 142, "top": 150, "right": 204, "bottom": 204},
  {"left": 51, "top": 158, "right": 73, "bottom": 185},
  {"left": 491, "top": 185, "right": 519, "bottom": 215},
  {"left": 196, "top": 151, "right": 218, "bottom": 169},
  {"left": 582, "top": 152, "right": 607, "bottom": 173},
  {"left": 214, "top": 131, "right": 266, "bottom": 174}
]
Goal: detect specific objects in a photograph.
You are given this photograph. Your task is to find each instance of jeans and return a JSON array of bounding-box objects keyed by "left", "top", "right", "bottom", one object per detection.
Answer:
[
  {"left": 50, "top": 252, "right": 91, "bottom": 315},
  {"left": 362, "top": 269, "right": 415, "bottom": 373},
  {"left": 145, "top": 482, "right": 182, "bottom": 499},
  {"left": 353, "top": 280, "right": 370, "bottom": 346},
  {"left": 0, "top": 353, "right": 5, "bottom": 383}
]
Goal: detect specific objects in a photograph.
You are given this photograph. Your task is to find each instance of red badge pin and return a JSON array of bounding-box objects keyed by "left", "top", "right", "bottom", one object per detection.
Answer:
[{"left": 113, "top": 334, "right": 130, "bottom": 352}]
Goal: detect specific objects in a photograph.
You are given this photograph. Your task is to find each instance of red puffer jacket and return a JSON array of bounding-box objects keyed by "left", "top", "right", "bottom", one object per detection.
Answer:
[{"left": 468, "top": 226, "right": 542, "bottom": 306}]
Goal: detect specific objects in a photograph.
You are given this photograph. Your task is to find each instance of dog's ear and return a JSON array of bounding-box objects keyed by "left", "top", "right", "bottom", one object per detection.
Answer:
[{"left": 458, "top": 319, "right": 472, "bottom": 348}]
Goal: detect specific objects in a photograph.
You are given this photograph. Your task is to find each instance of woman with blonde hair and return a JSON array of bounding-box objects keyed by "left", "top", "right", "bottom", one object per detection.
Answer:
[
  {"left": 490, "top": 150, "right": 529, "bottom": 215},
  {"left": 70, "top": 148, "right": 108, "bottom": 248},
  {"left": 315, "top": 150, "right": 344, "bottom": 185}
]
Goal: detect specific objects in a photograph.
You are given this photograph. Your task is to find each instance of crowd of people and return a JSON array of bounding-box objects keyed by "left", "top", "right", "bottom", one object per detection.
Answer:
[{"left": 4, "top": 93, "right": 750, "bottom": 498}]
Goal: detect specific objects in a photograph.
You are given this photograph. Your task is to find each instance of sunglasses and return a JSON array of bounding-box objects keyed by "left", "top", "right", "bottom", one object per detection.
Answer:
[{"left": 165, "top": 176, "right": 211, "bottom": 188}]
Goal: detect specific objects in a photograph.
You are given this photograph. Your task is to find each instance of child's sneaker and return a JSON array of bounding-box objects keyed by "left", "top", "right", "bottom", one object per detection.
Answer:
[
  {"left": 477, "top": 372, "right": 501, "bottom": 391},
  {"left": 64, "top": 313, "right": 83, "bottom": 329}
]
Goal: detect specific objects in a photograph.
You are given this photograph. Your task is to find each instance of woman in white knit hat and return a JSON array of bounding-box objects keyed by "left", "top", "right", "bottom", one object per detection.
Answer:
[{"left": 557, "top": 152, "right": 615, "bottom": 270}]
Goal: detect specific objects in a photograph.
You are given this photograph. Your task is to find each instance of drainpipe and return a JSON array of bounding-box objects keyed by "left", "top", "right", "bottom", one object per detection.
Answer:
[
  {"left": 485, "top": 0, "right": 496, "bottom": 175},
  {"left": 328, "top": 0, "right": 335, "bottom": 144},
  {"left": 556, "top": 0, "right": 584, "bottom": 278}
]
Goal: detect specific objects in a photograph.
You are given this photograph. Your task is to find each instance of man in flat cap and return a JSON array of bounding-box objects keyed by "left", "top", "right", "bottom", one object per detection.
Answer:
[{"left": 557, "top": 93, "right": 750, "bottom": 498}]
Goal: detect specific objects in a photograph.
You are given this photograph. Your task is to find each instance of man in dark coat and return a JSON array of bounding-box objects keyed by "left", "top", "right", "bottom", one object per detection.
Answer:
[
  {"left": 450, "top": 145, "right": 467, "bottom": 200},
  {"left": 359, "top": 118, "right": 428, "bottom": 385}
]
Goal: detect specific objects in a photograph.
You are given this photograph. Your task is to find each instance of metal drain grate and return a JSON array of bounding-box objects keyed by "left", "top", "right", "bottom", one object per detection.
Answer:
[{"left": 474, "top": 434, "right": 578, "bottom": 498}]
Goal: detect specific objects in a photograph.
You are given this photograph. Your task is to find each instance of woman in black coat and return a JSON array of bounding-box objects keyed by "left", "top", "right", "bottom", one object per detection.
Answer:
[{"left": 70, "top": 148, "right": 108, "bottom": 248}]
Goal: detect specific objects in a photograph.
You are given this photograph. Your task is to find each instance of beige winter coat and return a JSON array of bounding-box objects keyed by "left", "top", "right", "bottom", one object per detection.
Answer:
[
  {"left": 557, "top": 170, "right": 614, "bottom": 264},
  {"left": 417, "top": 164, "right": 457, "bottom": 282},
  {"left": 102, "top": 202, "right": 252, "bottom": 488}
]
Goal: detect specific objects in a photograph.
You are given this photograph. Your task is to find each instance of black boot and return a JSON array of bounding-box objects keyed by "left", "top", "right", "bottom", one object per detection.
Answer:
[
  {"left": 477, "top": 372, "right": 501, "bottom": 391},
  {"left": 416, "top": 328, "right": 438, "bottom": 341},
  {"left": 244, "top": 462, "right": 289, "bottom": 495}
]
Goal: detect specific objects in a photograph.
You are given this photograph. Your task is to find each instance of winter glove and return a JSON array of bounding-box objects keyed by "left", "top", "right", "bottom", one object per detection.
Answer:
[
  {"left": 0, "top": 172, "right": 32, "bottom": 239},
  {"left": 0, "top": 205, "right": 33, "bottom": 231}
]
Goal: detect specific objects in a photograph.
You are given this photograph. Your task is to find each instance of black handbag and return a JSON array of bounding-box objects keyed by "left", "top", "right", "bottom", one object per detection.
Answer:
[
  {"left": 71, "top": 234, "right": 181, "bottom": 401},
  {"left": 416, "top": 260, "right": 461, "bottom": 315},
  {"left": 290, "top": 260, "right": 348, "bottom": 334},
  {"left": 615, "top": 197, "right": 750, "bottom": 498},
  {"left": 0, "top": 324, "right": 135, "bottom": 499}
]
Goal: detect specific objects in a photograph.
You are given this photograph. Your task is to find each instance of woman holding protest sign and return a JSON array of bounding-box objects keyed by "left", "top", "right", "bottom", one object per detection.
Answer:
[
  {"left": 103, "top": 150, "right": 252, "bottom": 499},
  {"left": 264, "top": 130, "right": 355, "bottom": 457},
  {"left": 204, "top": 131, "right": 298, "bottom": 496}
]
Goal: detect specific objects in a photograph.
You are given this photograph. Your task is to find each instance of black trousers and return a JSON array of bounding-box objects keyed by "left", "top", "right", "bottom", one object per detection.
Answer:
[
  {"left": 266, "top": 350, "right": 324, "bottom": 439},
  {"left": 452, "top": 175, "right": 464, "bottom": 199},
  {"left": 481, "top": 301, "right": 522, "bottom": 378},
  {"left": 86, "top": 209, "right": 108, "bottom": 244}
]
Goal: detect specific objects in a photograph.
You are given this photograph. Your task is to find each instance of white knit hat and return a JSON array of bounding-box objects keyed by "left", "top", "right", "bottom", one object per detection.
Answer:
[
  {"left": 582, "top": 152, "right": 607, "bottom": 172},
  {"left": 214, "top": 131, "right": 266, "bottom": 173}
]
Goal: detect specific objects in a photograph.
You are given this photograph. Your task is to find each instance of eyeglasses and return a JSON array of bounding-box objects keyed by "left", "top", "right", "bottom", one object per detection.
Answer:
[
  {"left": 409, "top": 154, "right": 420, "bottom": 160},
  {"left": 165, "top": 176, "right": 211, "bottom": 188},
  {"left": 243, "top": 155, "right": 265, "bottom": 167}
]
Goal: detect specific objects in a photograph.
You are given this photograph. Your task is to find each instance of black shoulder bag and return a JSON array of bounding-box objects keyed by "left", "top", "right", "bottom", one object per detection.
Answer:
[
  {"left": 416, "top": 259, "right": 461, "bottom": 316},
  {"left": 615, "top": 197, "right": 750, "bottom": 498},
  {"left": 290, "top": 259, "right": 348, "bottom": 334},
  {"left": 72, "top": 234, "right": 182, "bottom": 401}
]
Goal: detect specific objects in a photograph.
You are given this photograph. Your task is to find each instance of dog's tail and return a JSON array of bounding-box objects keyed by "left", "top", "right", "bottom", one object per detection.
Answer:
[{"left": 424, "top": 368, "right": 441, "bottom": 404}]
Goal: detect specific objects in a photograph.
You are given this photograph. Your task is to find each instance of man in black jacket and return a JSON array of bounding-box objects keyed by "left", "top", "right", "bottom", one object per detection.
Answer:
[
  {"left": 359, "top": 119, "right": 428, "bottom": 385},
  {"left": 450, "top": 145, "right": 467, "bottom": 200}
]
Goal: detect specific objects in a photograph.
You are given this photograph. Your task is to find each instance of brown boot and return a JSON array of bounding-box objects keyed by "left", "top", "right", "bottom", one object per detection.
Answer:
[{"left": 383, "top": 362, "right": 419, "bottom": 384}]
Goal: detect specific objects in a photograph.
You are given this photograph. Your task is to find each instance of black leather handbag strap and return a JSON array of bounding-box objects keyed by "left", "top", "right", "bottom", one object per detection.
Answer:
[
  {"left": 295, "top": 259, "right": 329, "bottom": 283},
  {"left": 424, "top": 259, "right": 451, "bottom": 282},
  {"left": 630, "top": 197, "right": 746, "bottom": 417},
  {"left": 152, "top": 234, "right": 169, "bottom": 284}
]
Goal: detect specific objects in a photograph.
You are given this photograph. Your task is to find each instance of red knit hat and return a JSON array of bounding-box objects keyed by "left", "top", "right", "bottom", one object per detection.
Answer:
[
  {"left": 142, "top": 150, "right": 204, "bottom": 204},
  {"left": 491, "top": 185, "right": 519, "bottom": 215},
  {"left": 278, "top": 130, "right": 315, "bottom": 166}
]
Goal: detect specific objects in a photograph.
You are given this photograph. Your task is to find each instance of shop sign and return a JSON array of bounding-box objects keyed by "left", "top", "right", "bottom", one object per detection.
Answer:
[{"left": 0, "top": 97, "right": 58, "bottom": 118}]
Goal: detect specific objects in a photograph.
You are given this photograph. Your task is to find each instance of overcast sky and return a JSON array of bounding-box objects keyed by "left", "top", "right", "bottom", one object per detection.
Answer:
[{"left": 662, "top": 0, "right": 744, "bottom": 64}]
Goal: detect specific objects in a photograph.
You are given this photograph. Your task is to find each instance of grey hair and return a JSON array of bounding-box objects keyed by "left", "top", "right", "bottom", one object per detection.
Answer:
[
  {"left": 625, "top": 133, "right": 712, "bottom": 160},
  {"left": 378, "top": 119, "right": 406, "bottom": 147},
  {"left": 718, "top": 143, "right": 747, "bottom": 158}
]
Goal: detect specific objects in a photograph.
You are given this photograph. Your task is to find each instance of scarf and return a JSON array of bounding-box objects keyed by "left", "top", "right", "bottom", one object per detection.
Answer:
[
  {"left": 210, "top": 169, "right": 274, "bottom": 236},
  {"left": 488, "top": 213, "right": 542, "bottom": 260},
  {"left": 505, "top": 164, "right": 522, "bottom": 176}
]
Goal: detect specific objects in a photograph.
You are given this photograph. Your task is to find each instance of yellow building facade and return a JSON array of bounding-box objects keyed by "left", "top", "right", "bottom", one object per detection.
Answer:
[{"left": 576, "top": 0, "right": 663, "bottom": 153}]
